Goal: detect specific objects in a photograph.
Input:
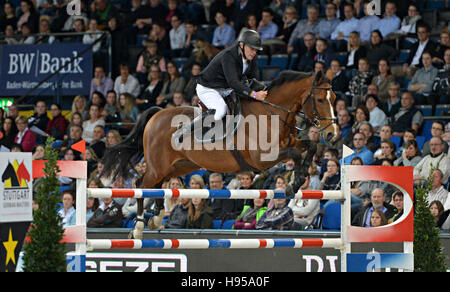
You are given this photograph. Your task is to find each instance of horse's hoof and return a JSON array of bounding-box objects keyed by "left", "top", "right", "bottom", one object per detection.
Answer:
[{"left": 131, "top": 229, "right": 143, "bottom": 240}]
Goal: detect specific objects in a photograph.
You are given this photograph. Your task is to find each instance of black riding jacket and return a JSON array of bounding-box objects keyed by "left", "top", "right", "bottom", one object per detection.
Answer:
[{"left": 197, "top": 43, "right": 259, "bottom": 97}]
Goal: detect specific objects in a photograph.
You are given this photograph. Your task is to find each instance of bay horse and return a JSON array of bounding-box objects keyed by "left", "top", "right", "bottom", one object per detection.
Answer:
[{"left": 102, "top": 70, "right": 337, "bottom": 238}]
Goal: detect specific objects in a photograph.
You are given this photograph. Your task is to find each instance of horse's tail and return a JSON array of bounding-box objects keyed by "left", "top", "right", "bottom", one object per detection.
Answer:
[{"left": 102, "top": 106, "right": 162, "bottom": 179}]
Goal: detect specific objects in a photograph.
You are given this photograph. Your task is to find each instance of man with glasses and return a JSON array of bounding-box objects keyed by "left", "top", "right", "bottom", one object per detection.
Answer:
[
  {"left": 168, "top": 14, "right": 187, "bottom": 57},
  {"left": 414, "top": 137, "right": 450, "bottom": 184},
  {"left": 391, "top": 91, "right": 423, "bottom": 137},
  {"left": 314, "top": 2, "right": 341, "bottom": 40},
  {"left": 342, "top": 132, "right": 374, "bottom": 165},
  {"left": 206, "top": 173, "right": 243, "bottom": 220},
  {"left": 295, "top": 32, "right": 316, "bottom": 72},
  {"left": 401, "top": 23, "right": 437, "bottom": 79},
  {"left": 422, "top": 121, "right": 449, "bottom": 156}
]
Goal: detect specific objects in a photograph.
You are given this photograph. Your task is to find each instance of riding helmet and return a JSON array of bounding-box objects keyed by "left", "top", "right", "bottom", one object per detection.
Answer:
[{"left": 239, "top": 30, "right": 263, "bottom": 51}]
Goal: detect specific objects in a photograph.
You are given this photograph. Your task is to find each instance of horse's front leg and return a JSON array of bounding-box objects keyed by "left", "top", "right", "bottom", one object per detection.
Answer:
[
  {"left": 130, "top": 198, "right": 145, "bottom": 239},
  {"left": 284, "top": 139, "right": 318, "bottom": 197}
]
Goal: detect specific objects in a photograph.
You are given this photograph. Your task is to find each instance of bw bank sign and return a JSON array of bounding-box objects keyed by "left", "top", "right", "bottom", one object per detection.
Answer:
[{"left": 0, "top": 44, "right": 92, "bottom": 96}]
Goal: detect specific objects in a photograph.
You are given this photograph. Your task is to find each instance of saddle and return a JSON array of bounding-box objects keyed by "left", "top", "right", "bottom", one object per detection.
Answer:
[{"left": 173, "top": 78, "right": 266, "bottom": 145}]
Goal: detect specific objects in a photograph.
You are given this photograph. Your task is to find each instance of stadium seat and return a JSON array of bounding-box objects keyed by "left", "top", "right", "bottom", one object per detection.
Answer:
[
  {"left": 136, "top": 34, "right": 147, "bottom": 46},
  {"left": 126, "top": 220, "right": 135, "bottom": 228},
  {"left": 417, "top": 105, "right": 433, "bottom": 117},
  {"left": 172, "top": 57, "right": 188, "bottom": 69},
  {"left": 59, "top": 186, "right": 69, "bottom": 194},
  {"left": 426, "top": 0, "right": 445, "bottom": 10},
  {"left": 390, "top": 136, "right": 402, "bottom": 149},
  {"left": 336, "top": 52, "right": 347, "bottom": 66},
  {"left": 288, "top": 53, "right": 298, "bottom": 69},
  {"left": 436, "top": 105, "right": 450, "bottom": 116},
  {"left": 260, "top": 66, "right": 281, "bottom": 81},
  {"left": 257, "top": 55, "right": 269, "bottom": 67},
  {"left": 416, "top": 136, "right": 425, "bottom": 150},
  {"left": 321, "top": 202, "right": 341, "bottom": 230},
  {"left": 221, "top": 220, "right": 235, "bottom": 229},
  {"left": 127, "top": 45, "right": 145, "bottom": 74},
  {"left": 422, "top": 121, "right": 434, "bottom": 141},
  {"left": 398, "top": 50, "right": 411, "bottom": 63},
  {"left": 422, "top": 10, "right": 438, "bottom": 29},
  {"left": 270, "top": 54, "right": 289, "bottom": 70},
  {"left": 213, "top": 220, "right": 222, "bottom": 229}
]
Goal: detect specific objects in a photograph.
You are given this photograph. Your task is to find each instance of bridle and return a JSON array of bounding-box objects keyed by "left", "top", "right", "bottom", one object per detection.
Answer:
[
  {"left": 300, "top": 79, "right": 338, "bottom": 132},
  {"left": 259, "top": 79, "right": 337, "bottom": 134}
]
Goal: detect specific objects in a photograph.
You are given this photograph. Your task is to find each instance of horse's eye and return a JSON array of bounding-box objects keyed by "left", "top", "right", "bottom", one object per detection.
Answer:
[{"left": 317, "top": 98, "right": 324, "bottom": 103}]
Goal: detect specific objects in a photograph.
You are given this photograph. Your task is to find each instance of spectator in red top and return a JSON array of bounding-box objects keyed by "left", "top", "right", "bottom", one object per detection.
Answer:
[
  {"left": 14, "top": 116, "right": 36, "bottom": 152},
  {"left": 46, "top": 104, "right": 68, "bottom": 141}
]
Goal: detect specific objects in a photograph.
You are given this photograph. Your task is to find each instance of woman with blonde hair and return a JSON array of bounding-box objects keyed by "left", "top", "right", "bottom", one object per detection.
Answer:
[
  {"left": 189, "top": 174, "right": 205, "bottom": 189},
  {"left": 105, "top": 129, "right": 122, "bottom": 148},
  {"left": 71, "top": 95, "right": 88, "bottom": 120},
  {"left": 65, "top": 112, "right": 83, "bottom": 140},
  {"left": 346, "top": 31, "right": 367, "bottom": 72},
  {"left": 164, "top": 177, "right": 183, "bottom": 216}
]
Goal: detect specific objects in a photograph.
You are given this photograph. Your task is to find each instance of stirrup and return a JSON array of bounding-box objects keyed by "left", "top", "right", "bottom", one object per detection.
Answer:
[{"left": 176, "top": 109, "right": 216, "bottom": 144}]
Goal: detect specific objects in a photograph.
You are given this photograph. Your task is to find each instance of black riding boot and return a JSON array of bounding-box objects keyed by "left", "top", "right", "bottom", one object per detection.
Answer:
[{"left": 177, "top": 109, "right": 216, "bottom": 143}]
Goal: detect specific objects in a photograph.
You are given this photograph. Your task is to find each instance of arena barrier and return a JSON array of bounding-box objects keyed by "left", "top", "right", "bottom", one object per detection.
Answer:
[{"left": 33, "top": 145, "right": 415, "bottom": 272}]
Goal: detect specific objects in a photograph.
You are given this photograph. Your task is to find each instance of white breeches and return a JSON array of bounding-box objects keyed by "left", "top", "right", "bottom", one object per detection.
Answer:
[{"left": 196, "top": 83, "right": 231, "bottom": 121}]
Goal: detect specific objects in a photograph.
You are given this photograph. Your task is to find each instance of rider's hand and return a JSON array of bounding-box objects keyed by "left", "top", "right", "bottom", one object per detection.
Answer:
[{"left": 255, "top": 90, "right": 267, "bottom": 101}]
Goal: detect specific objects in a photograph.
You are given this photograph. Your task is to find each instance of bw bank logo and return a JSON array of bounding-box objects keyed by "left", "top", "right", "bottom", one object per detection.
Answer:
[
  {"left": 67, "top": 0, "right": 81, "bottom": 16},
  {"left": 367, "top": 0, "right": 382, "bottom": 16}
]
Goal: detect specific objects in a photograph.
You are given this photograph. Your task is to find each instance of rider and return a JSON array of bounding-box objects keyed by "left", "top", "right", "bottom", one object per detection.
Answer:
[{"left": 196, "top": 30, "right": 268, "bottom": 121}]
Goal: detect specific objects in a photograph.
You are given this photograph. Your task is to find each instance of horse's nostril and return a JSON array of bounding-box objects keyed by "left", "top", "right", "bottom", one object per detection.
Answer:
[{"left": 326, "top": 132, "right": 334, "bottom": 141}]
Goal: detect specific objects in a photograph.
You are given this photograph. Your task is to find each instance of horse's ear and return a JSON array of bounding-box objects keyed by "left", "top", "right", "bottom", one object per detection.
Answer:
[{"left": 314, "top": 71, "right": 323, "bottom": 85}]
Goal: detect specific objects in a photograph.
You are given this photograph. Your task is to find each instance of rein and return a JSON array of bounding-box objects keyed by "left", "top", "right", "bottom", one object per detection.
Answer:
[{"left": 257, "top": 81, "right": 336, "bottom": 134}]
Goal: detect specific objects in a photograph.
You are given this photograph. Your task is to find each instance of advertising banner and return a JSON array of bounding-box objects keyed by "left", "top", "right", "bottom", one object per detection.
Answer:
[
  {"left": 0, "top": 153, "right": 33, "bottom": 223},
  {"left": 0, "top": 44, "right": 92, "bottom": 96},
  {"left": 0, "top": 153, "right": 33, "bottom": 272}
]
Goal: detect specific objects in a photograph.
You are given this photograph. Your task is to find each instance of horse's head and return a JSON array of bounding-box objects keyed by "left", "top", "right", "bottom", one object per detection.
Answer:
[{"left": 299, "top": 71, "right": 338, "bottom": 142}]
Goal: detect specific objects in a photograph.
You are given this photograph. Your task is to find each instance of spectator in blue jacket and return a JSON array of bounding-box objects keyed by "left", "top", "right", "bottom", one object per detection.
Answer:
[
  {"left": 212, "top": 11, "right": 235, "bottom": 48},
  {"left": 343, "top": 132, "right": 374, "bottom": 165}
]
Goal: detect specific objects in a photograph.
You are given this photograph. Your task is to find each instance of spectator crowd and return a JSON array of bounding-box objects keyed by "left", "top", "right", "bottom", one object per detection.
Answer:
[{"left": 0, "top": 0, "right": 449, "bottom": 231}]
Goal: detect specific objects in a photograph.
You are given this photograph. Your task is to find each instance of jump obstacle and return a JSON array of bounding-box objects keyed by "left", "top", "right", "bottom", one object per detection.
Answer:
[{"left": 33, "top": 146, "right": 415, "bottom": 272}]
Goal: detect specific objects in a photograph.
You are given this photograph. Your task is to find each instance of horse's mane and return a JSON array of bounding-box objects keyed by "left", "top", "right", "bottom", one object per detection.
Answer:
[
  {"left": 267, "top": 70, "right": 330, "bottom": 93},
  {"left": 267, "top": 71, "right": 313, "bottom": 91}
]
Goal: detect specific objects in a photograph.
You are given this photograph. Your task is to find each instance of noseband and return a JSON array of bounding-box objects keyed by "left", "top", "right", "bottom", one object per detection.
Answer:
[{"left": 300, "top": 79, "right": 337, "bottom": 133}]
